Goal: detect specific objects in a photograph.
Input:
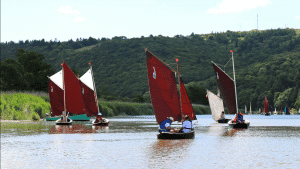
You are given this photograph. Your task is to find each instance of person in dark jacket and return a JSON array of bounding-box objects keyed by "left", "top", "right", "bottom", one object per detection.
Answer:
[{"left": 159, "top": 117, "right": 175, "bottom": 132}]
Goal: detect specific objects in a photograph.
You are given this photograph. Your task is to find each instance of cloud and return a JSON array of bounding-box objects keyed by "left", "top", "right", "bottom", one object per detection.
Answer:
[
  {"left": 207, "top": 0, "right": 271, "bottom": 14},
  {"left": 73, "top": 16, "right": 86, "bottom": 23},
  {"left": 296, "top": 16, "right": 300, "bottom": 19},
  {"left": 58, "top": 6, "right": 80, "bottom": 15}
]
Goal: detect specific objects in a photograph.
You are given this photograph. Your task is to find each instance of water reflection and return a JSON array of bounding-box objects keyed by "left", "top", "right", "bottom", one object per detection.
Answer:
[
  {"left": 49, "top": 124, "right": 109, "bottom": 134},
  {"left": 223, "top": 129, "right": 238, "bottom": 136},
  {"left": 222, "top": 128, "right": 249, "bottom": 137},
  {"left": 147, "top": 139, "right": 194, "bottom": 168}
]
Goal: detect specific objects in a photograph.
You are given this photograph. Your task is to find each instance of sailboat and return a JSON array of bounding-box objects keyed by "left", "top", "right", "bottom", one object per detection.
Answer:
[
  {"left": 48, "top": 70, "right": 71, "bottom": 124},
  {"left": 264, "top": 96, "right": 271, "bottom": 116},
  {"left": 206, "top": 89, "right": 230, "bottom": 123},
  {"left": 79, "top": 63, "right": 109, "bottom": 126},
  {"left": 49, "top": 62, "right": 91, "bottom": 125},
  {"left": 212, "top": 50, "right": 250, "bottom": 128},
  {"left": 146, "top": 49, "right": 196, "bottom": 139}
]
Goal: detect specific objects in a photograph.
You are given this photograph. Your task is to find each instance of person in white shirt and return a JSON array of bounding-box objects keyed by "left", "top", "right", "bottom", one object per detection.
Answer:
[{"left": 179, "top": 115, "right": 192, "bottom": 133}]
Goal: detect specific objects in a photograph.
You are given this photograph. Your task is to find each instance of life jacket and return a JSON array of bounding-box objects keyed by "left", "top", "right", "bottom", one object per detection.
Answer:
[
  {"left": 159, "top": 119, "right": 172, "bottom": 132},
  {"left": 237, "top": 113, "right": 244, "bottom": 122}
]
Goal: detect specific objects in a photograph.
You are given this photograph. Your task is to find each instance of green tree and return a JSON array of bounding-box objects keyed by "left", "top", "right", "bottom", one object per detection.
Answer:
[{"left": 16, "top": 49, "right": 55, "bottom": 91}]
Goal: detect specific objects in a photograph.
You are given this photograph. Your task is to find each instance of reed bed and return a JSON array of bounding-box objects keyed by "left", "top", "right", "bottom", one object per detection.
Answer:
[{"left": 1, "top": 92, "right": 51, "bottom": 120}]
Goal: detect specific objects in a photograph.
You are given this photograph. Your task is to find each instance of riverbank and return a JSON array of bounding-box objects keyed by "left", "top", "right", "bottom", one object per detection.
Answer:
[{"left": 1, "top": 91, "right": 211, "bottom": 121}]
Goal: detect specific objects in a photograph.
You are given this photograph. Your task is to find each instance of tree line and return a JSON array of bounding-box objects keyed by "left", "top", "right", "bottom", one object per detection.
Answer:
[{"left": 1, "top": 28, "right": 300, "bottom": 111}]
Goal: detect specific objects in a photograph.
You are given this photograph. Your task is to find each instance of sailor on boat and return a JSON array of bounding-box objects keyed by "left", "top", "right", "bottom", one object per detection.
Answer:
[
  {"left": 219, "top": 111, "right": 225, "bottom": 123},
  {"left": 233, "top": 112, "right": 244, "bottom": 123},
  {"left": 179, "top": 115, "right": 192, "bottom": 133},
  {"left": 159, "top": 117, "right": 177, "bottom": 133},
  {"left": 94, "top": 112, "right": 103, "bottom": 123}
]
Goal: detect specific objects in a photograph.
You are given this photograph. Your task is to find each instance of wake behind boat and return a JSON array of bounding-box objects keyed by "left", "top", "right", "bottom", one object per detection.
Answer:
[
  {"left": 212, "top": 50, "right": 250, "bottom": 128},
  {"left": 146, "top": 49, "right": 196, "bottom": 139}
]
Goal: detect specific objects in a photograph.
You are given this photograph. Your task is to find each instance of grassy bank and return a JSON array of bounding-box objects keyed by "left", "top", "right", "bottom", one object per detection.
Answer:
[
  {"left": 1, "top": 91, "right": 51, "bottom": 120},
  {"left": 0, "top": 91, "right": 211, "bottom": 120}
]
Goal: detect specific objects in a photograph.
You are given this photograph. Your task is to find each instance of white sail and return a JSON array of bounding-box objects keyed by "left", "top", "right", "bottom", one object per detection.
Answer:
[
  {"left": 207, "top": 89, "right": 224, "bottom": 121},
  {"left": 80, "top": 68, "right": 94, "bottom": 90},
  {"left": 49, "top": 70, "right": 63, "bottom": 89}
]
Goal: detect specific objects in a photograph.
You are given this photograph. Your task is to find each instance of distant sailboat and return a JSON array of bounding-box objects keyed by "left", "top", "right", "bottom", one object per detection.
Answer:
[
  {"left": 79, "top": 63, "right": 109, "bottom": 126},
  {"left": 206, "top": 89, "right": 230, "bottom": 123},
  {"left": 146, "top": 49, "right": 196, "bottom": 139},
  {"left": 264, "top": 96, "right": 271, "bottom": 116},
  {"left": 212, "top": 50, "right": 250, "bottom": 128}
]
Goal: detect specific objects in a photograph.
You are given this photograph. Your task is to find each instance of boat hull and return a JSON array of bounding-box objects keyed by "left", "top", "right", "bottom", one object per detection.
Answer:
[
  {"left": 158, "top": 131, "right": 195, "bottom": 139},
  {"left": 228, "top": 120, "right": 250, "bottom": 128},
  {"left": 92, "top": 118, "right": 109, "bottom": 126},
  {"left": 46, "top": 114, "right": 91, "bottom": 121},
  {"left": 217, "top": 118, "right": 230, "bottom": 123},
  {"left": 56, "top": 117, "right": 73, "bottom": 125}
]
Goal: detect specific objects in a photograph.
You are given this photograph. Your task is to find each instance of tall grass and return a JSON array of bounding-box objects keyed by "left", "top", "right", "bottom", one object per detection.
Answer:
[{"left": 1, "top": 92, "right": 51, "bottom": 120}]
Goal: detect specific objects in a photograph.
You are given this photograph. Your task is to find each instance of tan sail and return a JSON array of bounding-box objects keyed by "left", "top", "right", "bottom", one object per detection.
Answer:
[{"left": 207, "top": 89, "right": 224, "bottom": 121}]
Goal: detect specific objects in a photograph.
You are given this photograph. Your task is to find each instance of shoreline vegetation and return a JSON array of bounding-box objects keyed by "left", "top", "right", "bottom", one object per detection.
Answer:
[{"left": 0, "top": 91, "right": 211, "bottom": 121}]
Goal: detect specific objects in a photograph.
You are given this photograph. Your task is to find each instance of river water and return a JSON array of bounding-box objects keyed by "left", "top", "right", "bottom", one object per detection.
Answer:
[{"left": 1, "top": 115, "right": 300, "bottom": 169}]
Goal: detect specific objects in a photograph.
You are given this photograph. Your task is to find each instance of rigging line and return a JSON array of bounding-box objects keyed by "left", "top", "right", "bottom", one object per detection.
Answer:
[{"left": 224, "top": 58, "right": 232, "bottom": 72}]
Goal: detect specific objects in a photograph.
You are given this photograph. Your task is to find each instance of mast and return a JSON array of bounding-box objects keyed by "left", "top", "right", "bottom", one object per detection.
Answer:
[
  {"left": 176, "top": 58, "right": 183, "bottom": 119},
  {"left": 62, "top": 63, "right": 66, "bottom": 113},
  {"left": 231, "top": 50, "right": 239, "bottom": 115},
  {"left": 89, "top": 63, "right": 100, "bottom": 114}
]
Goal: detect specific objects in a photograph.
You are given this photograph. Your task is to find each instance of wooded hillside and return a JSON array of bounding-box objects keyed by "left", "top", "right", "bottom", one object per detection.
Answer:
[{"left": 1, "top": 28, "right": 300, "bottom": 110}]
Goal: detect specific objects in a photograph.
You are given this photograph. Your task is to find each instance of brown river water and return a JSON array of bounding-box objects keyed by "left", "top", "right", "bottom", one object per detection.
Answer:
[{"left": 1, "top": 115, "right": 300, "bottom": 169}]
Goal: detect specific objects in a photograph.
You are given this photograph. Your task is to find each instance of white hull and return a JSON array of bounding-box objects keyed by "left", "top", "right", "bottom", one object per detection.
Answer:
[{"left": 56, "top": 117, "right": 73, "bottom": 125}]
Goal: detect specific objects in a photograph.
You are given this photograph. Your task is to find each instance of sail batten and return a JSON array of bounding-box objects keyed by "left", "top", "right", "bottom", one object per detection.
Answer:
[{"left": 212, "top": 62, "right": 237, "bottom": 114}]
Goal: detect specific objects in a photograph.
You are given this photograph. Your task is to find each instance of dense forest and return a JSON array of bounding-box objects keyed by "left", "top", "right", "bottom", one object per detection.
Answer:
[{"left": 1, "top": 28, "right": 300, "bottom": 111}]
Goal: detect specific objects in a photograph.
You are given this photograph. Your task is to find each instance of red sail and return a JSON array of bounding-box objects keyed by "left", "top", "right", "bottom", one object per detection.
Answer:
[
  {"left": 179, "top": 78, "right": 196, "bottom": 120},
  {"left": 264, "top": 96, "right": 269, "bottom": 113},
  {"left": 80, "top": 81, "right": 98, "bottom": 117},
  {"left": 63, "top": 62, "right": 87, "bottom": 114},
  {"left": 212, "top": 62, "right": 237, "bottom": 114},
  {"left": 146, "top": 50, "right": 181, "bottom": 124},
  {"left": 48, "top": 79, "right": 64, "bottom": 116}
]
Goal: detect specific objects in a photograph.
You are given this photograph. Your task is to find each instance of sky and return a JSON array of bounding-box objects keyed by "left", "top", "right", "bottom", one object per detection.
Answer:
[{"left": 1, "top": 0, "right": 300, "bottom": 43}]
